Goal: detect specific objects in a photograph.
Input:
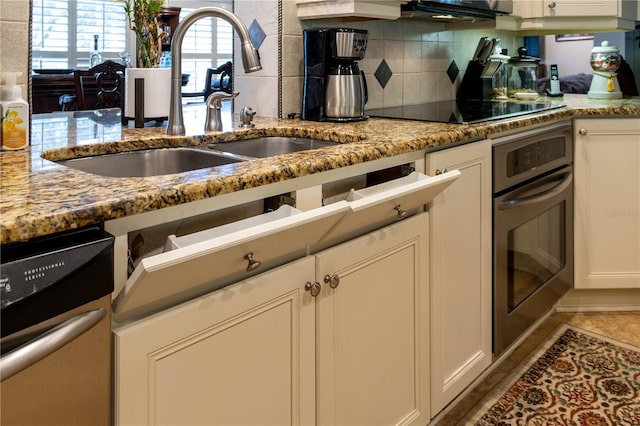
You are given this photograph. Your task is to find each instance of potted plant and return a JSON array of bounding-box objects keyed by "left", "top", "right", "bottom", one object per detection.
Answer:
[
  {"left": 119, "top": 0, "right": 167, "bottom": 68},
  {"left": 118, "top": 0, "right": 172, "bottom": 120}
]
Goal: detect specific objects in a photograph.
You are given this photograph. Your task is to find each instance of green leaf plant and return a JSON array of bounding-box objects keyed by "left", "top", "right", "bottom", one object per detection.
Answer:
[{"left": 118, "top": 0, "right": 168, "bottom": 68}]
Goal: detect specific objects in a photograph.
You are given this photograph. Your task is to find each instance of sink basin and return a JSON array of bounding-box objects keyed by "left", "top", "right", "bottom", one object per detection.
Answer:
[
  {"left": 56, "top": 137, "right": 339, "bottom": 178},
  {"left": 57, "top": 147, "right": 244, "bottom": 178},
  {"left": 208, "top": 137, "right": 339, "bottom": 159}
]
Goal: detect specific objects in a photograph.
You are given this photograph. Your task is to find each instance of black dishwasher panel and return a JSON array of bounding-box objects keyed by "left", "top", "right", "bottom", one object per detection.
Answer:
[{"left": 1, "top": 226, "right": 114, "bottom": 338}]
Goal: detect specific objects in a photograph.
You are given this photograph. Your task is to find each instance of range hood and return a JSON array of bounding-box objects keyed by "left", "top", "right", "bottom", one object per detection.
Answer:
[{"left": 402, "top": 0, "right": 513, "bottom": 21}]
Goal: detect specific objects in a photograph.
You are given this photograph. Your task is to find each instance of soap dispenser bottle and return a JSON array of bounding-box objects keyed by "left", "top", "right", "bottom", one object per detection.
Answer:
[{"left": 1, "top": 72, "right": 29, "bottom": 150}]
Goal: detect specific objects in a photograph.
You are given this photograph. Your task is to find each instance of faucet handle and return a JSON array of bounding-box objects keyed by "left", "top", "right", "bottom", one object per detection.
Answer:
[
  {"left": 240, "top": 106, "right": 256, "bottom": 128},
  {"left": 205, "top": 91, "right": 239, "bottom": 132},
  {"left": 206, "top": 91, "right": 239, "bottom": 109}
]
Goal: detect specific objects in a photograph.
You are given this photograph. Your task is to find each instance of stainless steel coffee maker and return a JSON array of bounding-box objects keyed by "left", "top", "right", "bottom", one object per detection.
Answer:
[{"left": 302, "top": 28, "right": 368, "bottom": 122}]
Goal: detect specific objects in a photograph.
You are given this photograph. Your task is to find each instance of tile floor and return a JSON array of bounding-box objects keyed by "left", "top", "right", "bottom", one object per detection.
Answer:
[{"left": 433, "top": 311, "right": 640, "bottom": 425}]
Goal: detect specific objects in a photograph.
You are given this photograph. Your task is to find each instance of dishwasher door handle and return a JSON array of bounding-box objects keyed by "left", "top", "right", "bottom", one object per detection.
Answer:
[{"left": 0, "top": 308, "right": 106, "bottom": 381}]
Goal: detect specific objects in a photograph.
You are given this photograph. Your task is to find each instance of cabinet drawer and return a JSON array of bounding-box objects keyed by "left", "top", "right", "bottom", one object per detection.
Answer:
[
  {"left": 113, "top": 203, "right": 349, "bottom": 321},
  {"left": 316, "top": 171, "right": 460, "bottom": 250}
]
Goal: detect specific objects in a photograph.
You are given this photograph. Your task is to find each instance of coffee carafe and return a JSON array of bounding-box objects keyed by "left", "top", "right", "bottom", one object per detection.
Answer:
[{"left": 302, "top": 28, "right": 368, "bottom": 122}]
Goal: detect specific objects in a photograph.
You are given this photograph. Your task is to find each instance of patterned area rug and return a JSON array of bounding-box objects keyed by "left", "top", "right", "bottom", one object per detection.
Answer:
[{"left": 464, "top": 324, "right": 640, "bottom": 425}]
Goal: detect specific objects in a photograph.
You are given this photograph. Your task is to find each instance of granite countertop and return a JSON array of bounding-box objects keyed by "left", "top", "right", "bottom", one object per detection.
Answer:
[{"left": 2, "top": 94, "right": 639, "bottom": 244}]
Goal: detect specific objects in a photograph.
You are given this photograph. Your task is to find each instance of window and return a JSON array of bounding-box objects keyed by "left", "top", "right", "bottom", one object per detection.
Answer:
[
  {"left": 178, "top": 8, "right": 233, "bottom": 94},
  {"left": 32, "top": 0, "right": 127, "bottom": 69},
  {"left": 32, "top": 0, "right": 234, "bottom": 96}
]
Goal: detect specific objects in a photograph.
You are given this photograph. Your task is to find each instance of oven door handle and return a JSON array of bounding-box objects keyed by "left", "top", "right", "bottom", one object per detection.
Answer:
[
  {"left": 498, "top": 171, "right": 572, "bottom": 210},
  {"left": 0, "top": 308, "right": 105, "bottom": 381}
]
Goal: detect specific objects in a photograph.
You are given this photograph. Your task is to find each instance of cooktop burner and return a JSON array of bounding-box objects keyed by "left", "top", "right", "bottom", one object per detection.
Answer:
[{"left": 367, "top": 100, "right": 565, "bottom": 124}]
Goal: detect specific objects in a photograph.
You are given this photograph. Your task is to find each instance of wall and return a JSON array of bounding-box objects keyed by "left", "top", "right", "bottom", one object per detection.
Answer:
[
  {"left": 235, "top": 0, "right": 523, "bottom": 119},
  {"left": 0, "top": 0, "right": 30, "bottom": 101},
  {"left": 540, "top": 35, "right": 593, "bottom": 76},
  {"left": 234, "top": 0, "right": 281, "bottom": 117}
]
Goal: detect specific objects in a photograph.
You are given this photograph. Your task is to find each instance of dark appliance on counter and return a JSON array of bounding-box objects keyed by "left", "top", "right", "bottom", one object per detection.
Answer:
[
  {"left": 302, "top": 28, "right": 368, "bottom": 122},
  {"left": 401, "top": 0, "right": 513, "bottom": 21},
  {"left": 492, "top": 121, "right": 573, "bottom": 355},
  {"left": 367, "top": 99, "right": 565, "bottom": 124},
  {"left": 457, "top": 37, "right": 505, "bottom": 101},
  {"left": 1, "top": 226, "right": 114, "bottom": 426}
]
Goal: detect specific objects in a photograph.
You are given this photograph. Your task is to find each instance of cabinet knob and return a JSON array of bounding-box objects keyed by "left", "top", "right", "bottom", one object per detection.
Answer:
[
  {"left": 305, "top": 281, "right": 322, "bottom": 297},
  {"left": 435, "top": 168, "right": 448, "bottom": 175},
  {"left": 394, "top": 205, "right": 408, "bottom": 219},
  {"left": 324, "top": 274, "right": 340, "bottom": 289},
  {"left": 243, "top": 252, "right": 262, "bottom": 272},
  {"left": 548, "top": 1, "right": 556, "bottom": 9},
  {"left": 579, "top": 128, "right": 588, "bottom": 136}
]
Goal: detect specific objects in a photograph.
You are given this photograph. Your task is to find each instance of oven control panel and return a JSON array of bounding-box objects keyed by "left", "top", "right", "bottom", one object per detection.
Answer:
[
  {"left": 493, "top": 121, "right": 572, "bottom": 194},
  {"left": 507, "top": 135, "right": 566, "bottom": 177}
]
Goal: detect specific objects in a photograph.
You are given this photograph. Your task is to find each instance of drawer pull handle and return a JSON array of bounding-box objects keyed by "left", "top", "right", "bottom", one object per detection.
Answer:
[
  {"left": 435, "top": 168, "right": 448, "bottom": 175},
  {"left": 244, "top": 252, "right": 262, "bottom": 272},
  {"left": 324, "top": 274, "right": 340, "bottom": 289},
  {"left": 579, "top": 128, "right": 588, "bottom": 136},
  {"left": 305, "top": 281, "right": 321, "bottom": 297},
  {"left": 394, "top": 205, "right": 408, "bottom": 219}
]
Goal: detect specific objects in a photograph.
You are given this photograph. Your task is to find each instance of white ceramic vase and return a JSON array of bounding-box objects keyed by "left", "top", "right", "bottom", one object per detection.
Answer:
[{"left": 124, "top": 67, "right": 171, "bottom": 119}]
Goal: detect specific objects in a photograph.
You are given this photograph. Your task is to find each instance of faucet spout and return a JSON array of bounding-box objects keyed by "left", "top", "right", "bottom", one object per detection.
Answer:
[{"left": 166, "top": 7, "right": 262, "bottom": 136}]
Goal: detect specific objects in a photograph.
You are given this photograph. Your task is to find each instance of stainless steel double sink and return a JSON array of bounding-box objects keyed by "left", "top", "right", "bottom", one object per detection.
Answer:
[{"left": 56, "top": 137, "right": 339, "bottom": 178}]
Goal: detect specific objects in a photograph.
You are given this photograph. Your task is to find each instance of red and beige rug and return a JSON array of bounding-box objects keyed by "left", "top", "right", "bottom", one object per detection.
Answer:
[{"left": 465, "top": 324, "right": 640, "bottom": 425}]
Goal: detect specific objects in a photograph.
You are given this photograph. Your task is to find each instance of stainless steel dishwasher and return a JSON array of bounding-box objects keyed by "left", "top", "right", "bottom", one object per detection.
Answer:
[{"left": 1, "top": 226, "right": 114, "bottom": 426}]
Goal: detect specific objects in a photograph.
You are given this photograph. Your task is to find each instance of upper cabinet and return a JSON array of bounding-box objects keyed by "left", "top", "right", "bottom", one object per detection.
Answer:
[
  {"left": 295, "top": 0, "right": 406, "bottom": 20},
  {"left": 496, "top": 0, "right": 638, "bottom": 33}
]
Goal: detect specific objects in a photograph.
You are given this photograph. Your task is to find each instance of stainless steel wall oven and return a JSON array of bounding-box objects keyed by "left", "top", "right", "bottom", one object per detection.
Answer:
[{"left": 492, "top": 121, "right": 573, "bottom": 355}]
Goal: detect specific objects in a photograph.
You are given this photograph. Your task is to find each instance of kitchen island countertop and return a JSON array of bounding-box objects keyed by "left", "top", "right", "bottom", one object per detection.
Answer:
[{"left": 2, "top": 94, "right": 639, "bottom": 244}]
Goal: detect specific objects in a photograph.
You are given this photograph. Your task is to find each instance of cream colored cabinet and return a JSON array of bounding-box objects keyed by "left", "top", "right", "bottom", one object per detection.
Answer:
[
  {"left": 114, "top": 213, "right": 431, "bottom": 426},
  {"left": 112, "top": 167, "right": 460, "bottom": 425},
  {"left": 498, "top": 0, "right": 637, "bottom": 32},
  {"left": 295, "top": 0, "right": 406, "bottom": 19},
  {"left": 113, "top": 256, "right": 317, "bottom": 426},
  {"left": 540, "top": 0, "right": 629, "bottom": 17},
  {"left": 574, "top": 118, "right": 640, "bottom": 290},
  {"left": 425, "top": 140, "right": 493, "bottom": 416},
  {"left": 315, "top": 212, "right": 430, "bottom": 426}
]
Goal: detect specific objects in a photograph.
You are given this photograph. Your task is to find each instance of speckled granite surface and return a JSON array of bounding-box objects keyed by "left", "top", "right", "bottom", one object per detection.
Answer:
[{"left": 1, "top": 95, "right": 639, "bottom": 244}]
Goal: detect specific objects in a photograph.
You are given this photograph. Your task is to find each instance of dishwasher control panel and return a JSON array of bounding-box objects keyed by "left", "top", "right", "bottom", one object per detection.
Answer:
[{"left": 1, "top": 226, "right": 114, "bottom": 337}]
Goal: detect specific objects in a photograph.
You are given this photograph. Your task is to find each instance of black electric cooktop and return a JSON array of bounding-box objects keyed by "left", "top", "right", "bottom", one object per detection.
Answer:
[{"left": 367, "top": 100, "right": 565, "bottom": 124}]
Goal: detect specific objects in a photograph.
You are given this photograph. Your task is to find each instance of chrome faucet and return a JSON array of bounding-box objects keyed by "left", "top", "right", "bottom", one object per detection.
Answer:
[
  {"left": 205, "top": 91, "right": 238, "bottom": 132},
  {"left": 166, "top": 7, "right": 262, "bottom": 136}
]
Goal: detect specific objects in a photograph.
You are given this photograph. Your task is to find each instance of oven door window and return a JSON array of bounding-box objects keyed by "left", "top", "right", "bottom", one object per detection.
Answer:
[{"left": 508, "top": 201, "right": 566, "bottom": 311}]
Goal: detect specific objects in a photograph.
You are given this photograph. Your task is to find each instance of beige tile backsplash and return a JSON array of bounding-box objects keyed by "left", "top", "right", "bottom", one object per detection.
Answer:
[
  {"left": 0, "top": 0, "right": 29, "bottom": 101},
  {"left": 270, "top": 1, "right": 522, "bottom": 117}
]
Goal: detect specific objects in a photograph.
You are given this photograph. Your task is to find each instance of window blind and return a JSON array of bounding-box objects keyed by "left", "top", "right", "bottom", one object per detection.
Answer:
[
  {"left": 32, "top": 0, "right": 234, "bottom": 98},
  {"left": 32, "top": 0, "right": 127, "bottom": 69},
  {"left": 178, "top": 8, "right": 233, "bottom": 94}
]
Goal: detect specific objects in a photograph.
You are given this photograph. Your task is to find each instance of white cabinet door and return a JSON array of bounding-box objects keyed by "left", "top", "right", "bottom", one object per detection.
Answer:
[
  {"left": 542, "top": 0, "right": 620, "bottom": 17},
  {"left": 315, "top": 213, "right": 431, "bottom": 426},
  {"left": 499, "top": 0, "right": 637, "bottom": 31},
  {"left": 113, "top": 256, "right": 316, "bottom": 426},
  {"left": 574, "top": 118, "right": 640, "bottom": 290},
  {"left": 426, "top": 140, "right": 492, "bottom": 416}
]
